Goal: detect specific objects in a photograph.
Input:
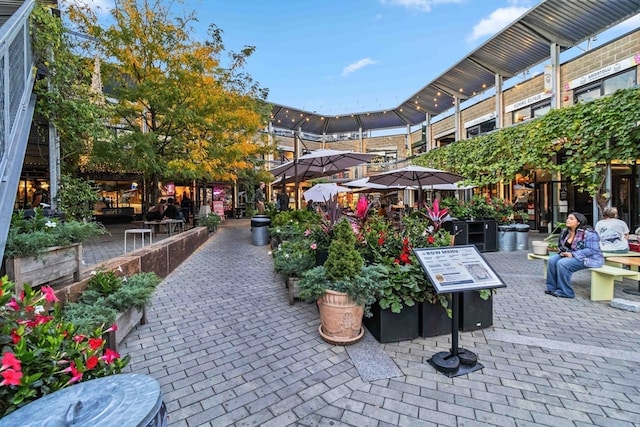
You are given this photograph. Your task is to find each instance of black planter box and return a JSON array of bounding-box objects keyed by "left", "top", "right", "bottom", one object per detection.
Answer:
[
  {"left": 459, "top": 291, "right": 493, "bottom": 332},
  {"left": 363, "top": 302, "right": 419, "bottom": 343},
  {"left": 419, "top": 301, "right": 451, "bottom": 337},
  {"left": 315, "top": 250, "right": 328, "bottom": 267}
]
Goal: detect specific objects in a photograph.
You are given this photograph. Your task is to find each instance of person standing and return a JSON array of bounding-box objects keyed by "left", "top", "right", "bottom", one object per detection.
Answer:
[
  {"left": 276, "top": 191, "right": 289, "bottom": 212},
  {"left": 180, "top": 191, "right": 193, "bottom": 224},
  {"left": 545, "top": 212, "right": 604, "bottom": 298},
  {"left": 594, "top": 206, "right": 629, "bottom": 253},
  {"left": 255, "top": 182, "right": 266, "bottom": 214}
]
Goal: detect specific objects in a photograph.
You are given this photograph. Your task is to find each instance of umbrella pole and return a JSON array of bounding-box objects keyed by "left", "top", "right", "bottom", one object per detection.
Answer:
[{"left": 294, "top": 131, "right": 299, "bottom": 210}]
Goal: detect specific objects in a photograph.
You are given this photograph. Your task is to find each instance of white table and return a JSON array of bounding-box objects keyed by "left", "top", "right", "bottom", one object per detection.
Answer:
[{"left": 124, "top": 229, "right": 153, "bottom": 253}]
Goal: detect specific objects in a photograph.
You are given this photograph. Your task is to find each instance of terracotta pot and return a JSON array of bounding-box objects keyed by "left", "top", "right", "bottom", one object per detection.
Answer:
[{"left": 316, "top": 289, "right": 364, "bottom": 345}]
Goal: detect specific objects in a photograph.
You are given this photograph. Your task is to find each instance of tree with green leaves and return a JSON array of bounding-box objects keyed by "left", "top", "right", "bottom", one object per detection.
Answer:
[
  {"left": 68, "top": 0, "right": 274, "bottom": 203},
  {"left": 31, "top": 3, "right": 112, "bottom": 174}
]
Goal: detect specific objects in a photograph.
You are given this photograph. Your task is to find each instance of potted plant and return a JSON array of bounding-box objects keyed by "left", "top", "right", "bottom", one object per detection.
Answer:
[
  {"left": 272, "top": 236, "right": 316, "bottom": 304},
  {"left": 62, "top": 270, "right": 161, "bottom": 350},
  {"left": 531, "top": 222, "right": 566, "bottom": 254},
  {"left": 3, "top": 209, "right": 107, "bottom": 294},
  {"left": 0, "top": 277, "right": 129, "bottom": 417},
  {"left": 360, "top": 205, "right": 454, "bottom": 342},
  {"left": 298, "top": 218, "right": 388, "bottom": 345},
  {"left": 195, "top": 212, "right": 222, "bottom": 232}
]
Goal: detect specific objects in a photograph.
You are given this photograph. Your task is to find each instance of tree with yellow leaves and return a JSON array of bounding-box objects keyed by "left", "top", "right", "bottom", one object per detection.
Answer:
[{"left": 68, "top": 0, "right": 273, "bottom": 203}]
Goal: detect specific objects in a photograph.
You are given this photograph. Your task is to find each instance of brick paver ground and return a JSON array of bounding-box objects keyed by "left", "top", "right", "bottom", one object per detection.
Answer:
[{"left": 83, "top": 219, "right": 640, "bottom": 426}]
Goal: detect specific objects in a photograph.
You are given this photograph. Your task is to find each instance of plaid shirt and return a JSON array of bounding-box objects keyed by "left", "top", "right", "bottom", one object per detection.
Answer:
[{"left": 560, "top": 228, "right": 604, "bottom": 268}]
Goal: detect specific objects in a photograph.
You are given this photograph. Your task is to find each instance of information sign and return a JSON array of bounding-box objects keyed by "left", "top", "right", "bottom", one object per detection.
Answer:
[{"left": 413, "top": 245, "right": 506, "bottom": 294}]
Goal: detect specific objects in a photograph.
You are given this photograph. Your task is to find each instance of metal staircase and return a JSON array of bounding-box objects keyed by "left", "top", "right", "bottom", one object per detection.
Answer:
[{"left": 0, "top": 0, "right": 37, "bottom": 260}]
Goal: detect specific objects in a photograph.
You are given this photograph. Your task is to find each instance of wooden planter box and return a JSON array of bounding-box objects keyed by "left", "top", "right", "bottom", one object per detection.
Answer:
[
  {"left": 106, "top": 305, "right": 147, "bottom": 352},
  {"left": 5, "top": 244, "right": 82, "bottom": 295},
  {"left": 363, "top": 302, "right": 419, "bottom": 343}
]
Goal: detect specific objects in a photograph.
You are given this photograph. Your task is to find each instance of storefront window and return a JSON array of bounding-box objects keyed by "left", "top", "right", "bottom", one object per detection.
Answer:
[{"left": 575, "top": 69, "right": 637, "bottom": 103}]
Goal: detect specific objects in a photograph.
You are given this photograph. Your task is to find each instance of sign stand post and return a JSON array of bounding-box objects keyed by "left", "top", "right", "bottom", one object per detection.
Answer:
[
  {"left": 427, "top": 291, "right": 482, "bottom": 377},
  {"left": 414, "top": 245, "right": 506, "bottom": 378}
]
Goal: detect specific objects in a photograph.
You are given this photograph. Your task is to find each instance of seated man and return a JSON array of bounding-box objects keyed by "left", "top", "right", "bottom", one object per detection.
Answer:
[
  {"left": 146, "top": 200, "right": 165, "bottom": 221},
  {"left": 163, "top": 198, "right": 180, "bottom": 220}
]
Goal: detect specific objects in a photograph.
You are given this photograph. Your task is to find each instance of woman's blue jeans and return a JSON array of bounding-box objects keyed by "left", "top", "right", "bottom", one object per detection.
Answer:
[{"left": 546, "top": 254, "right": 585, "bottom": 298}]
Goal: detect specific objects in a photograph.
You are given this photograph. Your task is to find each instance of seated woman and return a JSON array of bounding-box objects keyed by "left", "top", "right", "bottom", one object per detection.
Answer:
[
  {"left": 146, "top": 200, "right": 165, "bottom": 221},
  {"left": 545, "top": 212, "right": 603, "bottom": 298},
  {"left": 594, "top": 206, "right": 629, "bottom": 253}
]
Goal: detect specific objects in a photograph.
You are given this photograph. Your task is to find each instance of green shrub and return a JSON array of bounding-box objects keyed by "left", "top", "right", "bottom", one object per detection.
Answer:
[{"left": 63, "top": 271, "right": 161, "bottom": 335}]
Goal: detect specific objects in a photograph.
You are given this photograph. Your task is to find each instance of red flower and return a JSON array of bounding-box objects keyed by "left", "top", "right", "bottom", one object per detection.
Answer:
[
  {"left": 10, "top": 329, "right": 21, "bottom": 345},
  {"left": 428, "top": 235, "right": 435, "bottom": 244},
  {"left": 0, "top": 369, "right": 22, "bottom": 386},
  {"left": 399, "top": 252, "right": 411, "bottom": 264},
  {"left": 88, "top": 338, "right": 104, "bottom": 350},
  {"left": 86, "top": 356, "right": 99, "bottom": 370},
  {"left": 73, "top": 334, "right": 86, "bottom": 343}
]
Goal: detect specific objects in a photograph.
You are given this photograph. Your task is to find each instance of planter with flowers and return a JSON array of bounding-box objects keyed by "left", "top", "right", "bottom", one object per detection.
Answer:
[
  {"left": 0, "top": 276, "right": 129, "bottom": 417},
  {"left": 298, "top": 218, "right": 388, "bottom": 345},
  {"left": 3, "top": 209, "right": 107, "bottom": 295},
  {"left": 272, "top": 236, "right": 316, "bottom": 304},
  {"left": 62, "top": 270, "right": 161, "bottom": 351},
  {"left": 358, "top": 201, "right": 455, "bottom": 342}
]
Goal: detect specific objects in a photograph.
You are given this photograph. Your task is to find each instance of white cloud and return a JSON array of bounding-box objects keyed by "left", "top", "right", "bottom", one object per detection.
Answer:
[
  {"left": 467, "top": 6, "right": 530, "bottom": 42},
  {"left": 64, "top": 0, "right": 113, "bottom": 17},
  {"left": 380, "top": 0, "right": 462, "bottom": 13},
  {"left": 342, "top": 58, "right": 378, "bottom": 77}
]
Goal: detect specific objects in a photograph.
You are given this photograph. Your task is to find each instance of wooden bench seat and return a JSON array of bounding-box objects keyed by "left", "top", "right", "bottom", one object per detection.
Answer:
[{"left": 527, "top": 253, "right": 640, "bottom": 301}]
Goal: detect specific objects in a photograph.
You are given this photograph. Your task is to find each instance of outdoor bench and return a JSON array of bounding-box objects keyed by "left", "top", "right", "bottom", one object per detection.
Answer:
[{"left": 527, "top": 253, "right": 640, "bottom": 301}]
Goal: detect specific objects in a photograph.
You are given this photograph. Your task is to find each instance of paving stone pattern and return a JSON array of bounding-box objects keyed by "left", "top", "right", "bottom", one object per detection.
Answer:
[{"left": 84, "top": 220, "right": 640, "bottom": 426}]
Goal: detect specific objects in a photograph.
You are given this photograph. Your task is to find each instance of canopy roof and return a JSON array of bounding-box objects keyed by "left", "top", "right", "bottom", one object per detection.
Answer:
[{"left": 270, "top": 0, "right": 640, "bottom": 135}]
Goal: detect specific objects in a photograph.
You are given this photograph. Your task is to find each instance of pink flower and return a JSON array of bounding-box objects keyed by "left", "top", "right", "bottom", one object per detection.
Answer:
[
  {"left": 101, "top": 349, "right": 120, "bottom": 364},
  {"left": 310, "top": 243, "right": 317, "bottom": 250},
  {"left": 41, "top": 286, "right": 59, "bottom": 303},
  {"left": 73, "top": 334, "right": 86, "bottom": 343},
  {"left": 7, "top": 298, "right": 19, "bottom": 311},
  {"left": 0, "top": 369, "right": 22, "bottom": 386},
  {"left": 1, "top": 352, "right": 21, "bottom": 371},
  {"left": 63, "top": 362, "right": 82, "bottom": 384},
  {"left": 104, "top": 324, "right": 118, "bottom": 333},
  {"left": 304, "top": 229, "right": 311, "bottom": 237}
]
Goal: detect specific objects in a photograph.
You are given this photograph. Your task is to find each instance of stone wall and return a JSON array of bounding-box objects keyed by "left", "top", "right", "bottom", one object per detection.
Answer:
[{"left": 55, "top": 226, "right": 210, "bottom": 303}]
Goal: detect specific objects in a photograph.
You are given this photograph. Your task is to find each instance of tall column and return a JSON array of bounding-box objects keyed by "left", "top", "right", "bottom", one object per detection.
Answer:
[
  {"left": 550, "top": 43, "right": 561, "bottom": 109},
  {"left": 454, "top": 97, "right": 461, "bottom": 141},
  {"left": 495, "top": 74, "right": 503, "bottom": 129},
  {"left": 48, "top": 123, "right": 60, "bottom": 210}
]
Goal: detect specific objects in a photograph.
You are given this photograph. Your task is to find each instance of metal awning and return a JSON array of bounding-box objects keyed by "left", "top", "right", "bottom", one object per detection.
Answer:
[{"left": 270, "top": 0, "right": 640, "bottom": 134}]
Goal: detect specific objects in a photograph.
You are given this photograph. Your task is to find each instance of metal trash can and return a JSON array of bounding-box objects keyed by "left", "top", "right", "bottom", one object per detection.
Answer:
[
  {"left": 0, "top": 373, "right": 167, "bottom": 427},
  {"left": 497, "top": 225, "right": 516, "bottom": 252},
  {"left": 514, "top": 223, "right": 530, "bottom": 250},
  {"left": 251, "top": 215, "right": 271, "bottom": 246}
]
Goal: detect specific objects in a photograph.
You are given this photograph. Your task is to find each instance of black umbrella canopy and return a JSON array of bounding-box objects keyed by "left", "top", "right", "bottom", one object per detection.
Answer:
[
  {"left": 367, "top": 165, "right": 463, "bottom": 188},
  {"left": 270, "top": 149, "right": 376, "bottom": 181}
]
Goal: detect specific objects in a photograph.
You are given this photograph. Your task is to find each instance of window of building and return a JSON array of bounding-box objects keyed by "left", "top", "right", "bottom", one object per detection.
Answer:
[
  {"left": 575, "top": 69, "right": 636, "bottom": 103},
  {"left": 466, "top": 119, "right": 496, "bottom": 139},
  {"left": 512, "top": 101, "right": 551, "bottom": 123}
]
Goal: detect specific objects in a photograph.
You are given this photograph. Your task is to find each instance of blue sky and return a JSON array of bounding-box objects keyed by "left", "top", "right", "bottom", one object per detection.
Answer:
[{"left": 82, "top": 0, "right": 639, "bottom": 118}]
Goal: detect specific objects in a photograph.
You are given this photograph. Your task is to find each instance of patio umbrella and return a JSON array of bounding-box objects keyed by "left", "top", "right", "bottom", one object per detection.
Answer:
[
  {"left": 270, "top": 149, "right": 376, "bottom": 181},
  {"left": 367, "top": 165, "right": 463, "bottom": 203},
  {"left": 303, "top": 183, "right": 351, "bottom": 202},
  {"left": 367, "top": 165, "right": 463, "bottom": 188}
]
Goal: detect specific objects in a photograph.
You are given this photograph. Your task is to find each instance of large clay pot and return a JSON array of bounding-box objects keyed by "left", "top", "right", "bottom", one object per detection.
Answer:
[{"left": 317, "top": 289, "right": 364, "bottom": 345}]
